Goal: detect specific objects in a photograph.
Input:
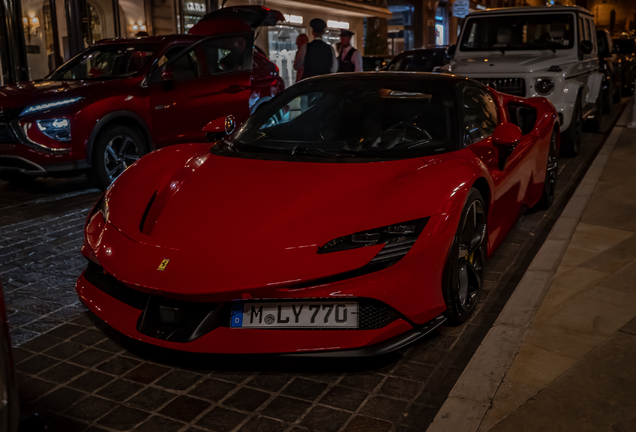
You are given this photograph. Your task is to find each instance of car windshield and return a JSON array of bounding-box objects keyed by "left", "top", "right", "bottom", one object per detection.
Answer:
[
  {"left": 387, "top": 51, "right": 446, "bottom": 71},
  {"left": 613, "top": 39, "right": 635, "bottom": 54},
  {"left": 49, "top": 44, "right": 158, "bottom": 80},
  {"left": 460, "top": 14, "right": 575, "bottom": 52},
  {"left": 216, "top": 80, "right": 455, "bottom": 161}
]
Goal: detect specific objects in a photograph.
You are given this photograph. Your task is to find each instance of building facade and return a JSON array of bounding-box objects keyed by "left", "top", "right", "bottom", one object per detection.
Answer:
[{"left": 0, "top": 0, "right": 391, "bottom": 87}]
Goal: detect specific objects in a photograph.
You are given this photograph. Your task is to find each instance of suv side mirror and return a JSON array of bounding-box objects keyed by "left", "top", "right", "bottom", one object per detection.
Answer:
[
  {"left": 446, "top": 44, "right": 457, "bottom": 59},
  {"left": 492, "top": 123, "right": 522, "bottom": 170},
  {"left": 613, "top": 44, "right": 620, "bottom": 54},
  {"left": 580, "top": 40, "right": 594, "bottom": 55},
  {"left": 203, "top": 115, "right": 236, "bottom": 142}
]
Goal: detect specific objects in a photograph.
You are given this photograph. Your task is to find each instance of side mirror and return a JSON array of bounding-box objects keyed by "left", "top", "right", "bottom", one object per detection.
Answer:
[
  {"left": 203, "top": 115, "right": 236, "bottom": 142},
  {"left": 492, "top": 123, "right": 522, "bottom": 170},
  {"left": 446, "top": 44, "right": 457, "bottom": 59},
  {"left": 161, "top": 67, "right": 174, "bottom": 91},
  {"left": 613, "top": 44, "right": 620, "bottom": 54},
  {"left": 580, "top": 40, "right": 593, "bottom": 55}
]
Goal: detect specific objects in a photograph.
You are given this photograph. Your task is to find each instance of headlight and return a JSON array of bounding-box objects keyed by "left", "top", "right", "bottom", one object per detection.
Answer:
[
  {"left": 319, "top": 218, "right": 429, "bottom": 263},
  {"left": 535, "top": 78, "right": 554, "bottom": 96},
  {"left": 36, "top": 118, "right": 71, "bottom": 141},
  {"left": 20, "top": 97, "right": 83, "bottom": 116}
]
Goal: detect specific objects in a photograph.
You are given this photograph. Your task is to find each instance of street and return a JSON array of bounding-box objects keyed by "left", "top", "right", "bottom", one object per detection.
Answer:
[{"left": 0, "top": 101, "right": 628, "bottom": 432}]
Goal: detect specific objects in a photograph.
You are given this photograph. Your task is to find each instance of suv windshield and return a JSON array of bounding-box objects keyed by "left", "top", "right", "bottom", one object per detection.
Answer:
[
  {"left": 386, "top": 50, "right": 446, "bottom": 71},
  {"left": 215, "top": 80, "right": 455, "bottom": 161},
  {"left": 49, "top": 44, "right": 158, "bottom": 80},
  {"left": 460, "top": 14, "right": 575, "bottom": 52}
]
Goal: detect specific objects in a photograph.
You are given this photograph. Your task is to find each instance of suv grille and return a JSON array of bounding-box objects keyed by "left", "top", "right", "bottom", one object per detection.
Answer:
[
  {"left": 83, "top": 262, "right": 403, "bottom": 330},
  {"left": 476, "top": 78, "right": 526, "bottom": 97}
]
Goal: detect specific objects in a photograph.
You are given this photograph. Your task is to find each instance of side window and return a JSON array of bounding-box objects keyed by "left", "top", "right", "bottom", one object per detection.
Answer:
[
  {"left": 463, "top": 86, "right": 499, "bottom": 144},
  {"left": 201, "top": 36, "right": 248, "bottom": 75},
  {"left": 578, "top": 17, "right": 585, "bottom": 43},
  {"left": 149, "top": 45, "right": 201, "bottom": 84},
  {"left": 586, "top": 19, "right": 595, "bottom": 52}
]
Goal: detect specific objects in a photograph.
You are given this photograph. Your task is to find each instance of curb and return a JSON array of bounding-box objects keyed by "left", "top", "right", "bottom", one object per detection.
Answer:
[{"left": 425, "top": 101, "right": 634, "bottom": 432}]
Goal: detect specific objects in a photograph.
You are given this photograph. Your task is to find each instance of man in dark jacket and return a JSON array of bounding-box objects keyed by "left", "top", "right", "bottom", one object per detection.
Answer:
[
  {"left": 294, "top": 18, "right": 337, "bottom": 79},
  {"left": 337, "top": 29, "right": 363, "bottom": 73}
]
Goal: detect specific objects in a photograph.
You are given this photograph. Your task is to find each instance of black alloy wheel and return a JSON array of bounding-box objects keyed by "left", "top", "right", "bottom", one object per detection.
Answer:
[
  {"left": 536, "top": 129, "right": 558, "bottom": 210},
  {"left": 443, "top": 188, "right": 487, "bottom": 324},
  {"left": 585, "top": 91, "right": 603, "bottom": 133},
  {"left": 560, "top": 99, "right": 582, "bottom": 158},
  {"left": 89, "top": 125, "right": 147, "bottom": 190}
]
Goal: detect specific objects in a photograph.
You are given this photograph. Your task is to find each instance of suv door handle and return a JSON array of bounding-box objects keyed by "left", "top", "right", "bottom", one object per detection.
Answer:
[{"left": 223, "top": 85, "right": 250, "bottom": 93}]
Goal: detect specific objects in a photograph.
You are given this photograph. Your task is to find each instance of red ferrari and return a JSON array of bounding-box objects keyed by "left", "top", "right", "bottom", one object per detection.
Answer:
[{"left": 76, "top": 73, "right": 558, "bottom": 356}]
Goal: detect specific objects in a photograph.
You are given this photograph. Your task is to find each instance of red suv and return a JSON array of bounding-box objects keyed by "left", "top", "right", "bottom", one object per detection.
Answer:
[{"left": 0, "top": 6, "right": 285, "bottom": 189}]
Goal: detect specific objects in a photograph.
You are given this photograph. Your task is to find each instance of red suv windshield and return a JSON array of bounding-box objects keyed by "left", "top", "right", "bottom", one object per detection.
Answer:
[{"left": 49, "top": 44, "right": 158, "bottom": 80}]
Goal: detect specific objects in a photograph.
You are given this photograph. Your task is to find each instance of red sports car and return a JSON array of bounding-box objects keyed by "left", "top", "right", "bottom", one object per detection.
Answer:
[
  {"left": 0, "top": 6, "right": 285, "bottom": 190},
  {"left": 76, "top": 73, "right": 558, "bottom": 356}
]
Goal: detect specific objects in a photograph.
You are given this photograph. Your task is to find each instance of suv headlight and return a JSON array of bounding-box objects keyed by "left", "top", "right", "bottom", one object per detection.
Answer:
[
  {"left": 37, "top": 118, "right": 71, "bottom": 141},
  {"left": 318, "top": 218, "right": 429, "bottom": 263},
  {"left": 20, "top": 97, "right": 83, "bottom": 116},
  {"left": 535, "top": 78, "right": 554, "bottom": 96}
]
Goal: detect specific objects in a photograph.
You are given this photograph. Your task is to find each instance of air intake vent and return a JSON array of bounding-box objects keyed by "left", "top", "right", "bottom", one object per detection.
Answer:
[{"left": 476, "top": 78, "right": 526, "bottom": 97}]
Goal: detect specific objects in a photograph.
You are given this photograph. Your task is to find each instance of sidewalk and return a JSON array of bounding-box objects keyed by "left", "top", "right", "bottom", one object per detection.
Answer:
[
  {"left": 483, "top": 112, "right": 636, "bottom": 430},
  {"left": 428, "top": 102, "right": 636, "bottom": 432}
]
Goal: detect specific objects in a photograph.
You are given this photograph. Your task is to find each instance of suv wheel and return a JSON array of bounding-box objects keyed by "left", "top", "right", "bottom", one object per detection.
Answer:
[
  {"left": 585, "top": 92, "right": 603, "bottom": 133},
  {"left": 560, "top": 99, "right": 582, "bottom": 158},
  {"left": 89, "top": 125, "right": 147, "bottom": 190}
]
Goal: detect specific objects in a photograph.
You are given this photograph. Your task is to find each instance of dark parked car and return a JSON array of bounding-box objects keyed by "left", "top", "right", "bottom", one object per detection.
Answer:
[
  {"left": 362, "top": 55, "right": 394, "bottom": 71},
  {"left": 385, "top": 48, "right": 450, "bottom": 72},
  {"left": 597, "top": 29, "right": 622, "bottom": 112},
  {"left": 612, "top": 37, "right": 636, "bottom": 96},
  {"left": 0, "top": 6, "right": 285, "bottom": 189}
]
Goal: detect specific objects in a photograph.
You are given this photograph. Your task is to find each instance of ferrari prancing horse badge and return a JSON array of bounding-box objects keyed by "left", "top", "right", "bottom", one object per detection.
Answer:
[{"left": 157, "top": 259, "right": 170, "bottom": 271}]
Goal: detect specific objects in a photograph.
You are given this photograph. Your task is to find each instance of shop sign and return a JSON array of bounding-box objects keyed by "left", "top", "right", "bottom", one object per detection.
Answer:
[
  {"left": 283, "top": 14, "right": 303, "bottom": 24},
  {"left": 185, "top": 1, "right": 206, "bottom": 14},
  {"left": 452, "top": 0, "right": 470, "bottom": 18},
  {"left": 327, "top": 20, "right": 349, "bottom": 30}
]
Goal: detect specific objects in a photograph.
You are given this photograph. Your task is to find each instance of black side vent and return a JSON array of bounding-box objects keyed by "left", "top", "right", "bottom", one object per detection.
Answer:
[{"left": 139, "top": 191, "right": 157, "bottom": 234}]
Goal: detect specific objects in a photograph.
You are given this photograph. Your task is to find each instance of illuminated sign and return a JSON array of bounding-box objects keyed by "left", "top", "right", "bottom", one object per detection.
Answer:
[
  {"left": 327, "top": 20, "right": 350, "bottom": 30},
  {"left": 185, "top": 2, "right": 206, "bottom": 13},
  {"left": 283, "top": 14, "right": 303, "bottom": 24}
]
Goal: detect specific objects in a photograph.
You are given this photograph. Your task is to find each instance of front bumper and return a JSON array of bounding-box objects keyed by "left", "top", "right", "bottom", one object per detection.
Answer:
[{"left": 76, "top": 264, "right": 423, "bottom": 355}]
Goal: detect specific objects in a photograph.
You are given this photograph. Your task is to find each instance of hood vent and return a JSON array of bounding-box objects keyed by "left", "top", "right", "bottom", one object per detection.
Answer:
[{"left": 140, "top": 191, "right": 157, "bottom": 234}]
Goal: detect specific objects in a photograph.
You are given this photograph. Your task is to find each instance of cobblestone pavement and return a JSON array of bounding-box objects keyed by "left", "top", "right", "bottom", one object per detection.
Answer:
[{"left": 0, "top": 102, "right": 627, "bottom": 432}]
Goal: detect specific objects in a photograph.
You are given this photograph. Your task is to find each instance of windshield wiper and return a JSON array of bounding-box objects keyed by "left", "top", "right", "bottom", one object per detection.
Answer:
[{"left": 290, "top": 146, "right": 354, "bottom": 158}]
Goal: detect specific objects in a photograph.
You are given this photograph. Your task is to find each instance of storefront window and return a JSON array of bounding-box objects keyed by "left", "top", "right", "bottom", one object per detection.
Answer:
[{"left": 268, "top": 25, "right": 306, "bottom": 88}]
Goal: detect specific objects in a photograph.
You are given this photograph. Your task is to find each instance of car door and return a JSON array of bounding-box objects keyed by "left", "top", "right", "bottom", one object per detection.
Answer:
[
  {"left": 147, "top": 34, "right": 253, "bottom": 148},
  {"left": 463, "top": 85, "right": 534, "bottom": 245}
]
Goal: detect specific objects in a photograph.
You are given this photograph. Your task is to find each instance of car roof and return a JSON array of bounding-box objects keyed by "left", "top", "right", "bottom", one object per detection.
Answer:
[
  {"left": 469, "top": 5, "right": 593, "bottom": 17},
  {"left": 96, "top": 34, "right": 203, "bottom": 46},
  {"left": 304, "top": 72, "right": 469, "bottom": 86}
]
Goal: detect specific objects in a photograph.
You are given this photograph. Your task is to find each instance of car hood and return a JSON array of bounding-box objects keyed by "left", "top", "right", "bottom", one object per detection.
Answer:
[
  {"left": 0, "top": 79, "right": 127, "bottom": 109},
  {"left": 451, "top": 52, "right": 573, "bottom": 74},
  {"left": 100, "top": 144, "right": 447, "bottom": 295}
]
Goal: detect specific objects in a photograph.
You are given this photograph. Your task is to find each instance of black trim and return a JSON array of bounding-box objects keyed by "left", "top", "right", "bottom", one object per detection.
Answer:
[
  {"left": 84, "top": 261, "right": 149, "bottom": 310},
  {"left": 281, "top": 315, "right": 447, "bottom": 357}
]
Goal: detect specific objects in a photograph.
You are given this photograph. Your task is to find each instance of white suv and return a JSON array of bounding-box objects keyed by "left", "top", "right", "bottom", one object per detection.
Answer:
[{"left": 444, "top": 6, "right": 603, "bottom": 156}]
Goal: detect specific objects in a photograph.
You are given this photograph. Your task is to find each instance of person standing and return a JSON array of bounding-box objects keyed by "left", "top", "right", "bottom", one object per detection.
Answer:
[
  {"left": 294, "top": 34, "right": 309, "bottom": 82},
  {"left": 294, "top": 18, "right": 337, "bottom": 79},
  {"left": 337, "top": 29, "right": 363, "bottom": 73}
]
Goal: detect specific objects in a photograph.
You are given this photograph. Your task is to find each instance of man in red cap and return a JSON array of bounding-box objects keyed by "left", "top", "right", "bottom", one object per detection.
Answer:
[{"left": 337, "top": 29, "right": 362, "bottom": 73}]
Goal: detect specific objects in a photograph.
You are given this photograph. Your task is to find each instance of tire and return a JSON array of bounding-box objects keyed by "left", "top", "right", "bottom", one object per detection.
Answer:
[
  {"left": 88, "top": 125, "right": 148, "bottom": 190},
  {"left": 535, "top": 129, "right": 558, "bottom": 210},
  {"left": 612, "top": 84, "right": 622, "bottom": 104},
  {"left": 442, "top": 188, "right": 487, "bottom": 324},
  {"left": 0, "top": 171, "right": 37, "bottom": 185},
  {"left": 560, "top": 99, "right": 582, "bottom": 158}
]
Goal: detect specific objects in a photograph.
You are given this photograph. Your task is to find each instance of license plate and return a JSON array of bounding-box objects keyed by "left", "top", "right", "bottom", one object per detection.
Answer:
[{"left": 230, "top": 301, "right": 358, "bottom": 329}]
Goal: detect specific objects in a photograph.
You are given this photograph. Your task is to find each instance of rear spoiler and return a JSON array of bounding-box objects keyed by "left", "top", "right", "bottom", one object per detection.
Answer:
[{"left": 189, "top": 6, "right": 285, "bottom": 35}]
